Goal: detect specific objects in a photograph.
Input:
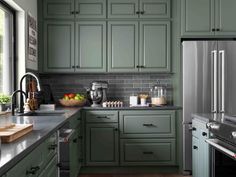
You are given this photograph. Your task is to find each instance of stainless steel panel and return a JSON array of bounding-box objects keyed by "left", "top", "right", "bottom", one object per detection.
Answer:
[
  {"left": 183, "top": 124, "right": 192, "bottom": 171},
  {"left": 218, "top": 41, "right": 236, "bottom": 116}
]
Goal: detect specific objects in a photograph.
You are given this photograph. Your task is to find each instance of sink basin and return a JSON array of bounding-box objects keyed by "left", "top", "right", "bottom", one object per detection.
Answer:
[{"left": 19, "top": 111, "right": 65, "bottom": 117}]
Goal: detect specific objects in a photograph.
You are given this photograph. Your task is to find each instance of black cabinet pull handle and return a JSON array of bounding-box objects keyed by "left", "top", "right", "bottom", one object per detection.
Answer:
[
  {"left": 216, "top": 28, "right": 220, "bottom": 31},
  {"left": 71, "top": 11, "right": 75, "bottom": 14},
  {"left": 212, "top": 28, "right": 216, "bottom": 31},
  {"left": 26, "top": 166, "right": 40, "bottom": 175},
  {"left": 48, "top": 144, "right": 57, "bottom": 150},
  {"left": 76, "top": 11, "right": 80, "bottom": 14},
  {"left": 193, "top": 145, "right": 198, "bottom": 150},
  {"left": 97, "top": 116, "right": 110, "bottom": 119},
  {"left": 192, "top": 127, "right": 196, "bottom": 131},
  {"left": 140, "top": 65, "right": 145, "bottom": 68},
  {"left": 143, "top": 123, "right": 154, "bottom": 127},
  {"left": 140, "top": 11, "right": 145, "bottom": 15},
  {"left": 202, "top": 132, "right": 207, "bottom": 136},
  {"left": 136, "top": 11, "right": 140, "bottom": 14},
  {"left": 76, "top": 65, "right": 80, "bottom": 68},
  {"left": 143, "top": 151, "right": 153, "bottom": 154},
  {"left": 73, "top": 138, "right": 77, "bottom": 143},
  {"left": 136, "top": 65, "right": 140, "bottom": 68}
]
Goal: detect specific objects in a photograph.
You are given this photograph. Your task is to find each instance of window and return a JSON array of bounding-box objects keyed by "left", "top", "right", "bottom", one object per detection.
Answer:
[{"left": 0, "top": 2, "right": 15, "bottom": 95}]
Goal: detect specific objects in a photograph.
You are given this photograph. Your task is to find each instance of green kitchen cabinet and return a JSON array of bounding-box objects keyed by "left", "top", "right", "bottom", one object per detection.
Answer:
[
  {"left": 43, "top": 0, "right": 106, "bottom": 19},
  {"left": 107, "top": 21, "right": 139, "bottom": 72},
  {"left": 119, "top": 110, "right": 176, "bottom": 138},
  {"left": 75, "top": 0, "right": 106, "bottom": 19},
  {"left": 6, "top": 133, "right": 58, "bottom": 177},
  {"left": 86, "top": 123, "right": 119, "bottom": 166},
  {"left": 108, "top": 0, "right": 170, "bottom": 19},
  {"left": 181, "top": 0, "right": 236, "bottom": 36},
  {"left": 75, "top": 21, "right": 106, "bottom": 72},
  {"left": 192, "top": 118, "right": 209, "bottom": 177},
  {"left": 43, "top": 0, "right": 75, "bottom": 19},
  {"left": 139, "top": 21, "right": 170, "bottom": 72},
  {"left": 43, "top": 21, "right": 75, "bottom": 73},
  {"left": 120, "top": 139, "right": 176, "bottom": 166},
  {"left": 108, "top": 21, "right": 171, "bottom": 73},
  {"left": 38, "top": 156, "right": 58, "bottom": 177}
]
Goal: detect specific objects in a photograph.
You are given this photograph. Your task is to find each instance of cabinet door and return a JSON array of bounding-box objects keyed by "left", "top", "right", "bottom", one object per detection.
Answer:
[
  {"left": 43, "top": 0, "right": 75, "bottom": 19},
  {"left": 75, "top": 0, "right": 106, "bottom": 19},
  {"left": 215, "top": 0, "right": 236, "bottom": 35},
  {"left": 108, "top": 0, "right": 139, "bottom": 19},
  {"left": 181, "top": 0, "right": 215, "bottom": 36},
  {"left": 38, "top": 156, "right": 58, "bottom": 177},
  {"left": 108, "top": 21, "right": 139, "bottom": 72},
  {"left": 139, "top": 21, "right": 170, "bottom": 72},
  {"left": 75, "top": 21, "right": 106, "bottom": 72},
  {"left": 139, "top": 0, "right": 170, "bottom": 19},
  {"left": 86, "top": 123, "right": 119, "bottom": 166},
  {"left": 44, "top": 21, "right": 75, "bottom": 73},
  {"left": 70, "top": 129, "right": 80, "bottom": 177},
  {"left": 192, "top": 136, "right": 199, "bottom": 177}
]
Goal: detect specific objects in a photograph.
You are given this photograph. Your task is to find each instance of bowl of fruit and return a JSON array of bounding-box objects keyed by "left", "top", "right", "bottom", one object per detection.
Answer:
[{"left": 59, "top": 93, "right": 87, "bottom": 107}]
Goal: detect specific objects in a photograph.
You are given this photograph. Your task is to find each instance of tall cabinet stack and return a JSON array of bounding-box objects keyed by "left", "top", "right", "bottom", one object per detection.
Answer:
[{"left": 39, "top": 0, "right": 172, "bottom": 73}]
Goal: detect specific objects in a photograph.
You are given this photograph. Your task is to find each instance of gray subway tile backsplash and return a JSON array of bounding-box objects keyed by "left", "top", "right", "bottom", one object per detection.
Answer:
[{"left": 40, "top": 73, "right": 173, "bottom": 105}]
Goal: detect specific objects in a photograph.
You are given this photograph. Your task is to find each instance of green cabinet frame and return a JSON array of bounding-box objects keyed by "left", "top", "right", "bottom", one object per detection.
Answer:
[{"left": 181, "top": 0, "right": 236, "bottom": 36}]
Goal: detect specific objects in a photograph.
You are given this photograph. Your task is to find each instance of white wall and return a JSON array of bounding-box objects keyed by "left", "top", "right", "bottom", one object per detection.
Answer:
[{"left": 4, "top": 0, "right": 38, "bottom": 73}]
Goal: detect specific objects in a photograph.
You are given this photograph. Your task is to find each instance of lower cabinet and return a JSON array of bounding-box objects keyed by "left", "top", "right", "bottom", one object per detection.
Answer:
[
  {"left": 86, "top": 123, "right": 119, "bottom": 166},
  {"left": 120, "top": 139, "right": 176, "bottom": 166},
  {"left": 6, "top": 132, "right": 58, "bottom": 177},
  {"left": 192, "top": 118, "right": 209, "bottom": 177},
  {"left": 84, "top": 110, "right": 177, "bottom": 167}
]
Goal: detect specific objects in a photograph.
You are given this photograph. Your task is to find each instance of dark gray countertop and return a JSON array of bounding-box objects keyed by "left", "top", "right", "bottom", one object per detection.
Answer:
[{"left": 0, "top": 108, "right": 81, "bottom": 176}]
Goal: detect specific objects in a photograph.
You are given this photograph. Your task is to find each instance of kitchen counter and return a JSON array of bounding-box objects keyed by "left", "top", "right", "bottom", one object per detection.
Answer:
[{"left": 0, "top": 108, "right": 81, "bottom": 176}]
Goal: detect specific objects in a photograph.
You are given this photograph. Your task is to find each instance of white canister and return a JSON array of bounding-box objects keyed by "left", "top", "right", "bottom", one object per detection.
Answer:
[
  {"left": 129, "top": 96, "right": 138, "bottom": 106},
  {"left": 140, "top": 98, "right": 147, "bottom": 106}
]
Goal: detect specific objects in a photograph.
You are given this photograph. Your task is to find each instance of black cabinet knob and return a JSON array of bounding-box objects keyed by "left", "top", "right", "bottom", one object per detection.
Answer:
[
  {"left": 202, "top": 132, "right": 207, "bottom": 136},
  {"left": 76, "top": 65, "right": 80, "bottom": 68},
  {"left": 136, "top": 65, "right": 140, "bottom": 68},
  {"left": 216, "top": 28, "right": 220, "bottom": 31},
  {"left": 212, "top": 28, "right": 216, "bottom": 31},
  {"left": 140, "top": 11, "right": 145, "bottom": 15},
  {"left": 136, "top": 11, "right": 140, "bottom": 14},
  {"left": 71, "top": 11, "right": 75, "bottom": 14},
  {"left": 193, "top": 145, "right": 198, "bottom": 150},
  {"left": 72, "top": 66, "right": 75, "bottom": 68},
  {"left": 192, "top": 127, "right": 196, "bottom": 131}
]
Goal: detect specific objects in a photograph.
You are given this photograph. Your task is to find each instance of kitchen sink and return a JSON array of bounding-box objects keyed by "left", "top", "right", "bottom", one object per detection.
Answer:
[{"left": 19, "top": 111, "right": 65, "bottom": 117}]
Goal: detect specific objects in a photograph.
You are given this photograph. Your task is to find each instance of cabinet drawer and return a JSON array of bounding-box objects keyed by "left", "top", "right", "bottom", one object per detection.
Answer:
[
  {"left": 120, "top": 139, "right": 176, "bottom": 165},
  {"left": 192, "top": 118, "right": 208, "bottom": 139},
  {"left": 86, "top": 111, "right": 118, "bottom": 123},
  {"left": 119, "top": 110, "right": 175, "bottom": 138}
]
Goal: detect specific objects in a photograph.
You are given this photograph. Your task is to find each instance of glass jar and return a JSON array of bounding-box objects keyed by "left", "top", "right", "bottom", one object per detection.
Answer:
[{"left": 150, "top": 85, "right": 167, "bottom": 106}]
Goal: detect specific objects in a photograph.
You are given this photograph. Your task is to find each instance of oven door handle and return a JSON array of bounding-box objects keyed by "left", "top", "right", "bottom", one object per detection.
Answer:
[{"left": 205, "top": 139, "right": 236, "bottom": 159}]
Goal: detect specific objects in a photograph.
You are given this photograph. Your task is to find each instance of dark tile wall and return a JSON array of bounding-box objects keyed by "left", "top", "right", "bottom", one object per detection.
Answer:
[{"left": 40, "top": 73, "right": 173, "bottom": 105}]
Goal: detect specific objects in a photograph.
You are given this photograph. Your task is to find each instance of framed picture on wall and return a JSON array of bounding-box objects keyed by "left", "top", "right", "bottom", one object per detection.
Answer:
[{"left": 28, "top": 13, "right": 37, "bottom": 67}]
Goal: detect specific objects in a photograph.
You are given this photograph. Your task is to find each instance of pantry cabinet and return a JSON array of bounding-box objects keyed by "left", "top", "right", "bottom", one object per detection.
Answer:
[
  {"left": 181, "top": 0, "right": 236, "bottom": 36},
  {"left": 108, "top": 21, "right": 170, "bottom": 72}
]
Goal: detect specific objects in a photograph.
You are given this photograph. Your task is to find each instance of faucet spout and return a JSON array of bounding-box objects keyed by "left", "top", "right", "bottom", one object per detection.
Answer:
[
  {"left": 19, "top": 72, "right": 41, "bottom": 113},
  {"left": 11, "top": 90, "right": 27, "bottom": 116}
]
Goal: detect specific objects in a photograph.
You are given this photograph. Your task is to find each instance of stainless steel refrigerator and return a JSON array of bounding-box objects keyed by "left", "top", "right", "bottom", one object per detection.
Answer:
[{"left": 182, "top": 40, "right": 236, "bottom": 173}]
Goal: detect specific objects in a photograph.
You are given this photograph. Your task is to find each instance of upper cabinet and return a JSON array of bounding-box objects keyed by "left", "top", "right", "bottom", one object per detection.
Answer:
[
  {"left": 108, "top": 0, "right": 170, "bottom": 19},
  {"left": 181, "top": 0, "right": 236, "bottom": 36},
  {"left": 44, "top": 0, "right": 106, "bottom": 19}
]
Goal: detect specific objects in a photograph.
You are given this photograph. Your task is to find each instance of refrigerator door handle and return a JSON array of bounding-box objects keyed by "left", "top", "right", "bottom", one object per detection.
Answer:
[
  {"left": 211, "top": 50, "right": 218, "bottom": 113},
  {"left": 219, "top": 50, "right": 225, "bottom": 113}
]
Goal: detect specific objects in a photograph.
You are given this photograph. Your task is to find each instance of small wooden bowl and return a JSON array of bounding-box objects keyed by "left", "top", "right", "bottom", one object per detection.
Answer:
[{"left": 59, "top": 99, "right": 87, "bottom": 107}]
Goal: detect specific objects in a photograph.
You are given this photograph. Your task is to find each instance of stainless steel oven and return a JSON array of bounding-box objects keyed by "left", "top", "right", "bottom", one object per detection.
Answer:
[{"left": 206, "top": 117, "right": 236, "bottom": 177}]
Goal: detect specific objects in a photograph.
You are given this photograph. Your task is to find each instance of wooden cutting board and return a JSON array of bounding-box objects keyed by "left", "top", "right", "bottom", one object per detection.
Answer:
[{"left": 0, "top": 124, "right": 33, "bottom": 143}]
